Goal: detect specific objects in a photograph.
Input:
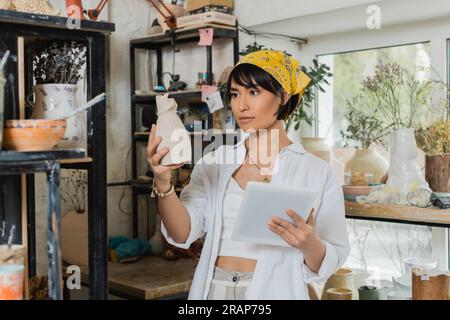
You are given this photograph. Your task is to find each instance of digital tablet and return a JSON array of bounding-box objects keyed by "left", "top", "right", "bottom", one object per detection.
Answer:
[{"left": 231, "top": 182, "right": 320, "bottom": 247}]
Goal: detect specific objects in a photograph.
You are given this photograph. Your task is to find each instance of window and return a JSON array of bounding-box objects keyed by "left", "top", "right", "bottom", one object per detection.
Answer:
[{"left": 316, "top": 43, "right": 434, "bottom": 282}]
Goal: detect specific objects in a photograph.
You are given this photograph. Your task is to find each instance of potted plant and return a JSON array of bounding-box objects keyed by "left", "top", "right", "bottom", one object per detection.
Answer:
[
  {"left": 416, "top": 118, "right": 450, "bottom": 192},
  {"left": 340, "top": 101, "right": 392, "bottom": 184},
  {"left": 31, "top": 41, "right": 86, "bottom": 148},
  {"left": 60, "top": 170, "right": 88, "bottom": 266},
  {"left": 357, "top": 61, "right": 445, "bottom": 196}
]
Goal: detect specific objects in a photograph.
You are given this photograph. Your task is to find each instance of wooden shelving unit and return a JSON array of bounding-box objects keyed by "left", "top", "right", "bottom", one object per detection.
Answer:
[
  {"left": 0, "top": 9, "right": 114, "bottom": 300},
  {"left": 129, "top": 24, "right": 240, "bottom": 238},
  {"left": 345, "top": 200, "right": 450, "bottom": 227}
]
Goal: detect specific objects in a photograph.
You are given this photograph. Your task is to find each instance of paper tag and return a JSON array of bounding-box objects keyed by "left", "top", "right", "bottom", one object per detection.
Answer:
[
  {"left": 205, "top": 91, "right": 225, "bottom": 113},
  {"left": 201, "top": 85, "right": 217, "bottom": 102},
  {"left": 421, "top": 274, "right": 430, "bottom": 281},
  {"left": 198, "top": 28, "right": 214, "bottom": 46}
]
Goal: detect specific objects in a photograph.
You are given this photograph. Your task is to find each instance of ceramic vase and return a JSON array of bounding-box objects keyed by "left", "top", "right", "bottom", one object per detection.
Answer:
[
  {"left": 65, "top": 0, "right": 84, "bottom": 19},
  {"left": 61, "top": 210, "right": 88, "bottom": 266},
  {"left": 345, "top": 147, "right": 389, "bottom": 184},
  {"left": 425, "top": 153, "right": 450, "bottom": 192},
  {"left": 301, "top": 137, "right": 332, "bottom": 163},
  {"left": 412, "top": 268, "right": 449, "bottom": 300},
  {"left": 386, "top": 128, "right": 430, "bottom": 196},
  {"left": 32, "top": 84, "right": 84, "bottom": 149},
  {"left": 321, "top": 268, "right": 354, "bottom": 300}
]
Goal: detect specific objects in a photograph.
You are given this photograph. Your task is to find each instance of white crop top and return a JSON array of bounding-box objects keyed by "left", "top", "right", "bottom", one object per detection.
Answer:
[{"left": 218, "top": 177, "right": 260, "bottom": 260}]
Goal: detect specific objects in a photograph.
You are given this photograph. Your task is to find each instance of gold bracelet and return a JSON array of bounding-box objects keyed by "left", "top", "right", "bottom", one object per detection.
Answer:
[{"left": 152, "top": 181, "right": 175, "bottom": 198}]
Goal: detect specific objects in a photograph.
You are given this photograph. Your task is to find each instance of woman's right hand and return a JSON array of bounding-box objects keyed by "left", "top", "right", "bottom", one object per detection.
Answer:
[{"left": 147, "top": 124, "right": 184, "bottom": 185}]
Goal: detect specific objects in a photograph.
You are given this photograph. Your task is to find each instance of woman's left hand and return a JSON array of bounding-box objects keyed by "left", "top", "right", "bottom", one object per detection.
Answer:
[{"left": 268, "top": 208, "right": 321, "bottom": 252}]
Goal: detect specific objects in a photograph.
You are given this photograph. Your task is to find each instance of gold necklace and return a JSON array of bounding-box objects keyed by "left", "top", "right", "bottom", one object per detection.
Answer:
[{"left": 245, "top": 150, "right": 272, "bottom": 183}]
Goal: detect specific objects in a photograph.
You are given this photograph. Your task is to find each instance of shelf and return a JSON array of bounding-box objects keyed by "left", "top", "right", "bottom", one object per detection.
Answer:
[
  {"left": 0, "top": 149, "right": 85, "bottom": 163},
  {"left": 133, "top": 90, "right": 202, "bottom": 103},
  {"left": 131, "top": 24, "right": 237, "bottom": 49},
  {"left": 64, "top": 256, "right": 196, "bottom": 300},
  {"left": 345, "top": 200, "right": 450, "bottom": 228},
  {"left": 58, "top": 157, "right": 93, "bottom": 164},
  {"left": 0, "top": 9, "right": 114, "bottom": 34}
]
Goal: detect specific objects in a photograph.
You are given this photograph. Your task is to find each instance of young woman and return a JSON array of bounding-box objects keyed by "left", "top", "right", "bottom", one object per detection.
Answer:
[{"left": 147, "top": 50, "right": 350, "bottom": 300}]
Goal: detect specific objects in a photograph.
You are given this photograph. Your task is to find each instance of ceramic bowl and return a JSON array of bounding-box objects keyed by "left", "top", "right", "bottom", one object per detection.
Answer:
[
  {"left": 3, "top": 119, "right": 66, "bottom": 151},
  {"left": 403, "top": 257, "right": 438, "bottom": 275},
  {"left": 342, "top": 185, "right": 373, "bottom": 201}
]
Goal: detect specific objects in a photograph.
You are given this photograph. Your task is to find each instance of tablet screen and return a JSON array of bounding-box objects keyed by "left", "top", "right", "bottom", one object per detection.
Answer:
[{"left": 231, "top": 182, "right": 320, "bottom": 247}]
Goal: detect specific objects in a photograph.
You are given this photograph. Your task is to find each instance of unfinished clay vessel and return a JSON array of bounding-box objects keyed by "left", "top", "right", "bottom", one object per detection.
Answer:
[
  {"left": 3, "top": 119, "right": 66, "bottom": 151},
  {"left": 155, "top": 94, "right": 192, "bottom": 166}
]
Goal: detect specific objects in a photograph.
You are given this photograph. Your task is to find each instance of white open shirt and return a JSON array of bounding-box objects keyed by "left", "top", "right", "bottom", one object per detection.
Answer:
[{"left": 161, "top": 134, "right": 350, "bottom": 300}]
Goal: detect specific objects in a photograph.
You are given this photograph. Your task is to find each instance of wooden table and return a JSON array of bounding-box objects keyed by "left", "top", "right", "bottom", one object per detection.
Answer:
[
  {"left": 345, "top": 200, "right": 450, "bottom": 228},
  {"left": 65, "top": 256, "right": 197, "bottom": 300}
]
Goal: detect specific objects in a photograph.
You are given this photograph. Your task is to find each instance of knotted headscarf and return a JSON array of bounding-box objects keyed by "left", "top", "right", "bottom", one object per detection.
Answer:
[{"left": 235, "top": 50, "right": 311, "bottom": 97}]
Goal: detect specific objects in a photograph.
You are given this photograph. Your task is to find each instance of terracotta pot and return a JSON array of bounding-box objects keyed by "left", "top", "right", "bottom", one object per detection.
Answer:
[
  {"left": 3, "top": 119, "right": 66, "bottom": 151},
  {"left": 425, "top": 153, "right": 450, "bottom": 192},
  {"left": 65, "top": 0, "right": 84, "bottom": 19},
  {"left": 412, "top": 268, "right": 449, "bottom": 300},
  {"left": 321, "top": 268, "right": 354, "bottom": 300},
  {"left": 345, "top": 147, "right": 389, "bottom": 184},
  {"left": 301, "top": 137, "right": 332, "bottom": 163},
  {"left": 61, "top": 210, "right": 88, "bottom": 266}
]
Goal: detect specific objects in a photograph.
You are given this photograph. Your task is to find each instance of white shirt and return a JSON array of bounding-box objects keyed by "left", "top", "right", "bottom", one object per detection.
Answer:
[
  {"left": 161, "top": 132, "right": 350, "bottom": 300},
  {"left": 218, "top": 177, "right": 260, "bottom": 260}
]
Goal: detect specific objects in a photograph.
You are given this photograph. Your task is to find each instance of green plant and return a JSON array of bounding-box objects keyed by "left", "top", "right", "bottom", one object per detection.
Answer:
[
  {"left": 286, "top": 58, "right": 332, "bottom": 131},
  {"left": 239, "top": 42, "right": 332, "bottom": 131},
  {"left": 61, "top": 170, "right": 87, "bottom": 213},
  {"left": 33, "top": 41, "right": 86, "bottom": 85},
  {"left": 340, "top": 98, "right": 392, "bottom": 149}
]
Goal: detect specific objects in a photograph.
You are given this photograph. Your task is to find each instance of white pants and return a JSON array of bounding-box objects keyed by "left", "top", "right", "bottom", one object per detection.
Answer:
[{"left": 206, "top": 267, "right": 254, "bottom": 300}]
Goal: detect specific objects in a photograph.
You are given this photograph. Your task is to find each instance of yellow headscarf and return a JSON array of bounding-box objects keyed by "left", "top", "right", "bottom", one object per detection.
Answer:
[{"left": 235, "top": 50, "right": 311, "bottom": 98}]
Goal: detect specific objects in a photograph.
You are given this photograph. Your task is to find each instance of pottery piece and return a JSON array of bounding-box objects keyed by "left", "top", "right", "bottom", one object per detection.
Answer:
[
  {"left": 32, "top": 84, "right": 84, "bottom": 148},
  {"left": 301, "top": 137, "right": 332, "bottom": 163},
  {"left": 387, "top": 290, "right": 411, "bottom": 300},
  {"left": 386, "top": 128, "right": 430, "bottom": 197},
  {"left": 345, "top": 147, "right": 389, "bottom": 183},
  {"left": 321, "top": 268, "right": 354, "bottom": 300},
  {"left": 3, "top": 119, "right": 66, "bottom": 151},
  {"left": 326, "top": 288, "right": 353, "bottom": 300},
  {"left": 412, "top": 268, "right": 449, "bottom": 300},
  {"left": 403, "top": 257, "right": 438, "bottom": 275},
  {"left": 425, "top": 153, "right": 450, "bottom": 192},
  {"left": 342, "top": 185, "right": 373, "bottom": 201},
  {"left": 155, "top": 94, "right": 192, "bottom": 166},
  {"left": 65, "top": 0, "right": 84, "bottom": 19},
  {"left": 0, "top": 264, "right": 24, "bottom": 300},
  {"left": 358, "top": 285, "right": 383, "bottom": 300}
]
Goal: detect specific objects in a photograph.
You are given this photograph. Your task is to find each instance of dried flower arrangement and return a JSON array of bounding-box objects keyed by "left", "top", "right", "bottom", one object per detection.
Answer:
[
  {"left": 32, "top": 41, "right": 86, "bottom": 85},
  {"left": 340, "top": 100, "right": 392, "bottom": 149},
  {"left": 61, "top": 170, "right": 87, "bottom": 213},
  {"left": 416, "top": 119, "right": 450, "bottom": 155},
  {"left": 358, "top": 61, "right": 446, "bottom": 130}
]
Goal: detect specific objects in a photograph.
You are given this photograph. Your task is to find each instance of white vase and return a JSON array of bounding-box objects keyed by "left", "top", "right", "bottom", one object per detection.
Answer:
[
  {"left": 345, "top": 147, "right": 389, "bottom": 184},
  {"left": 300, "top": 137, "right": 332, "bottom": 163},
  {"left": 32, "top": 84, "right": 84, "bottom": 149},
  {"left": 386, "top": 128, "right": 430, "bottom": 195},
  {"left": 61, "top": 210, "right": 88, "bottom": 267}
]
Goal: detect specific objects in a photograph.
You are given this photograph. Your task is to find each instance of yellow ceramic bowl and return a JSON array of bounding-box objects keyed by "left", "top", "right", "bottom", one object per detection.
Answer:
[{"left": 3, "top": 119, "right": 66, "bottom": 152}]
